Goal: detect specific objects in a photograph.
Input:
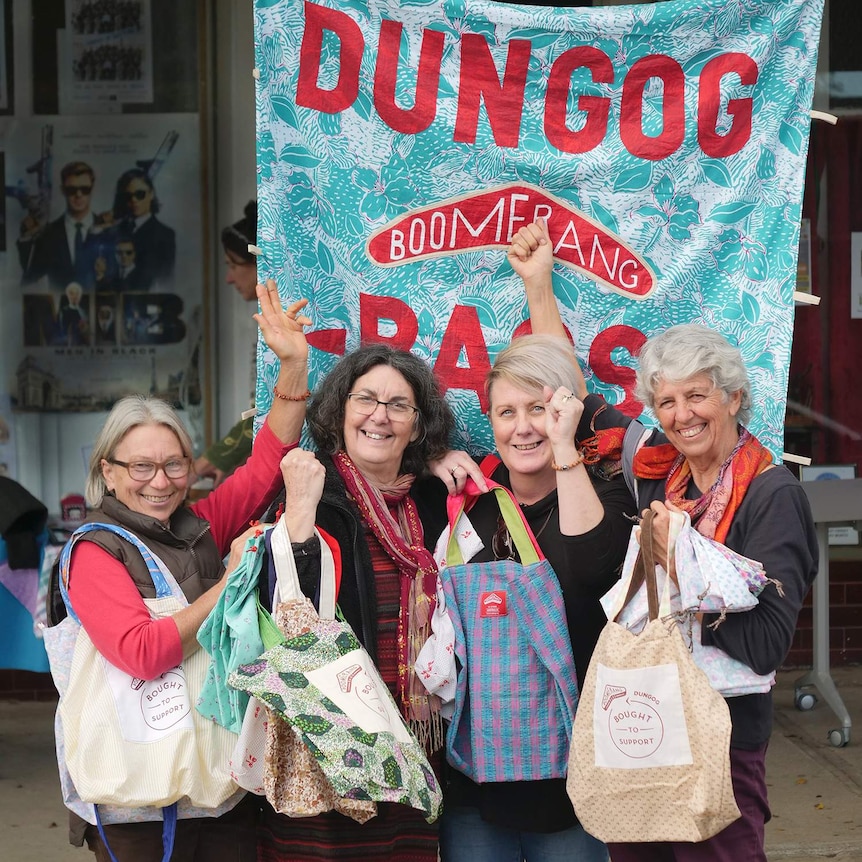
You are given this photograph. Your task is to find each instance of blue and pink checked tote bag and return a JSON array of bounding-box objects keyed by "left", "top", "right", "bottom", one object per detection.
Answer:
[{"left": 439, "top": 478, "right": 579, "bottom": 783}]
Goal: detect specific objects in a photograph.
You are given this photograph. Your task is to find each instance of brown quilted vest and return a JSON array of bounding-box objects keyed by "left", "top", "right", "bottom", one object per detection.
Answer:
[{"left": 78, "top": 493, "right": 225, "bottom": 600}]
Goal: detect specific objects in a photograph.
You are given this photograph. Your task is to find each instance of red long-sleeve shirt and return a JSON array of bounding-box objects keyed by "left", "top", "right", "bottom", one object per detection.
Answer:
[{"left": 66, "top": 422, "right": 291, "bottom": 679}]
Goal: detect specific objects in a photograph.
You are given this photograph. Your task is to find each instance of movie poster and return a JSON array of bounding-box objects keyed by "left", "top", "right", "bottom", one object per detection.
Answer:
[
  {"left": 2, "top": 113, "right": 204, "bottom": 414},
  {"left": 60, "top": 0, "right": 155, "bottom": 113}
]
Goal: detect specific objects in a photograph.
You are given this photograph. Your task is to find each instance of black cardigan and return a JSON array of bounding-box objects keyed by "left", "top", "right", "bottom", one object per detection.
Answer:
[{"left": 261, "top": 454, "right": 449, "bottom": 662}]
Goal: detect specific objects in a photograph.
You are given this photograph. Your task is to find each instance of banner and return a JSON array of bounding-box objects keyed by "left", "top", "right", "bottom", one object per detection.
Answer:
[{"left": 253, "top": 0, "right": 824, "bottom": 458}]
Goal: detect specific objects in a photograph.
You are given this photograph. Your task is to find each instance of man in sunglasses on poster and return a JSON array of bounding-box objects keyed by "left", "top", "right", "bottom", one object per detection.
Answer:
[{"left": 17, "top": 160, "right": 112, "bottom": 292}]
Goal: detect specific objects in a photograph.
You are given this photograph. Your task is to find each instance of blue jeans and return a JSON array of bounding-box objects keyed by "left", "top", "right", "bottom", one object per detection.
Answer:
[{"left": 440, "top": 805, "right": 609, "bottom": 862}]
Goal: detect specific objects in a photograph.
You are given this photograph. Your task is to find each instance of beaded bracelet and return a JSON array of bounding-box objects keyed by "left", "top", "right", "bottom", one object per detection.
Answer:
[
  {"left": 552, "top": 452, "right": 584, "bottom": 471},
  {"left": 273, "top": 385, "right": 311, "bottom": 401}
]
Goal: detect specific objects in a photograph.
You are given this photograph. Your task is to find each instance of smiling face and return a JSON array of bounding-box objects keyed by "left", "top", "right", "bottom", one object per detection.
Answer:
[
  {"left": 342, "top": 365, "right": 419, "bottom": 484},
  {"left": 224, "top": 252, "right": 258, "bottom": 302},
  {"left": 101, "top": 424, "right": 189, "bottom": 523},
  {"left": 488, "top": 379, "right": 553, "bottom": 479},
  {"left": 652, "top": 373, "right": 741, "bottom": 469}
]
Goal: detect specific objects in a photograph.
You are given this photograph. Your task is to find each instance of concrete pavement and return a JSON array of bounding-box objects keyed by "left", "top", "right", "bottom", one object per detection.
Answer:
[{"left": 1, "top": 667, "right": 861, "bottom": 860}]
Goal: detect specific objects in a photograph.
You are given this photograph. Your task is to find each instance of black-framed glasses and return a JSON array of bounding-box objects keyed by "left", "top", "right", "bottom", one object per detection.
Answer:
[
  {"left": 64, "top": 185, "right": 92, "bottom": 197},
  {"left": 124, "top": 189, "right": 149, "bottom": 201},
  {"left": 107, "top": 457, "right": 190, "bottom": 482},
  {"left": 346, "top": 393, "right": 419, "bottom": 421}
]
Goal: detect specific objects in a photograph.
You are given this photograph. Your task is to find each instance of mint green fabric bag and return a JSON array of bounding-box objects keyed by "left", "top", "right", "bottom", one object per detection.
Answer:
[{"left": 197, "top": 531, "right": 268, "bottom": 733}]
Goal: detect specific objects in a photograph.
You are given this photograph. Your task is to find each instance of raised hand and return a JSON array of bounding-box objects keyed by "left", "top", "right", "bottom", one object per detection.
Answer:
[
  {"left": 507, "top": 218, "right": 554, "bottom": 287},
  {"left": 280, "top": 448, "right": 326, "bottom": 542},
  {"left": 544, "top": 385, "right": 584, "bottom": 451},
  {"left": 253, "top": 279, "right": 311, "bottom": 366}
]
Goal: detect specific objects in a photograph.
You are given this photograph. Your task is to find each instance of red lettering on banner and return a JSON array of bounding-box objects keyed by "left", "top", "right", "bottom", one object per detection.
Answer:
[
  {"left": 308, "top": 295, "right": 643, "bottom": 413},
  {"left": 434, "top": 305, "right": 492, "bottom": 411},
  {"left": 306, "top": 328, "right": 347, "bottom": 355},
  {"left": 296, "top": 2, "right": 363, "bottom": 113},
  {"left": 620, "top": 56, "right": 686, "bottom": 161},
  {"left": 454, "top": 34, "right": 532, "bottom": 148},
  {"left": 374, "top": 20, "right": 444, "bottom": 135},
  {"left": 545, "top": 47, "right": 614, "bottom": 154},
  {"left": 359, "top": 293, "right": 418, "bottom": 347},
  {"left": 367, "top": 183, "right": 656, "bottom": 299},
  {"left": 294, "top": 2, "right": 756, "bottom": 159},
  {"left": 698, "top": 53, "right": 757, "bottom": 158},
  {"left": 589, "top": 325, "right": 647, "bottom": 418}
]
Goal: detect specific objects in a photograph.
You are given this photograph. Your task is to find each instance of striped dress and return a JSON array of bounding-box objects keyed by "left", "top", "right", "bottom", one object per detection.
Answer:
[{"left": 258, "top": 517, "right": 440, "bottom": 862}]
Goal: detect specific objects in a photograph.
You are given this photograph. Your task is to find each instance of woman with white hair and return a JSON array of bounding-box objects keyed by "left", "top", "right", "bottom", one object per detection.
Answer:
[
  {"left": 56, "top": 280, "right": 310, "bottom": 861},
  {"left": 509, "top": 220, "right": 818, "bottom": 862}
]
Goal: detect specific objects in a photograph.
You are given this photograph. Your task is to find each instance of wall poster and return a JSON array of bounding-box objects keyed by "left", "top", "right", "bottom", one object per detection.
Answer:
[
  {"left": 3, "top": 114, "right": 204, "bottom": 414},
  {"left": 60, "top": 0, "right": 155, "bottom": 113}
]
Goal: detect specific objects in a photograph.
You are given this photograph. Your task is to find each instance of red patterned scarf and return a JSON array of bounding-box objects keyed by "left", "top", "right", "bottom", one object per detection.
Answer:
[
  {"left": 333, "top": 450, "right": 443, "bottom": 752},
  {"left": 633, "top": 427, "right": 773, "bottom": 542}
]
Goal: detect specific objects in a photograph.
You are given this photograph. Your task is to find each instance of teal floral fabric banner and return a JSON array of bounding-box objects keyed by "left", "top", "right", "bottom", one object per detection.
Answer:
[{"left": 254, "top": 0, "right": 824, "bottom": 458}]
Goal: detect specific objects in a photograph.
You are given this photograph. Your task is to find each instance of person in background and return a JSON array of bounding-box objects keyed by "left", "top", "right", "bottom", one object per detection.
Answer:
[
  {"left": 193, "top": 202, "right": 259, "bottom": 487},
  {"left": 510, "top": 220, "right": 818, "bottom": 862},
  {"left": 57, "top": 279, "right": 311, "bottom": 861},
  {"left": 95, "top": 231, "right": 143, "bottom": 292},
  {"left": 112, "top": 168, "right": 175, "bottom": 288},
  {"left": 57, "top": 281, "right": 90, "bottom": 346},
  {"left": 260, "top": 343, "right": 469, "bottom": 862}
]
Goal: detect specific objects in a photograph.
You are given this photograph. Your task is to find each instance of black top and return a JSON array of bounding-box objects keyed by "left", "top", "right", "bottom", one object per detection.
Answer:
[{"left": 444, "top": 458, "right": 635, "bottom": 833}]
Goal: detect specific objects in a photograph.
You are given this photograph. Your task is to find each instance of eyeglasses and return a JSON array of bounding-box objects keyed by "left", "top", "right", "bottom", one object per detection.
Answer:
[
  {"left": 124, "top": 189, "right": 149, "bottom": 201},
  {"left": 64, "top": 185, "right": 92, "bottom": 197},
  {"left": 107, "top": 457, "right": 191, "bottom": 482},
  {"left": 346, "top": 393, "right": 419, "bottom": 420}
]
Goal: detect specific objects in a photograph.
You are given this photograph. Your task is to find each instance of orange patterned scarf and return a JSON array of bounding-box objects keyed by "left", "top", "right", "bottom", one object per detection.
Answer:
[{"left": 633, "top": 427, "right": 772, "bottom": 543}]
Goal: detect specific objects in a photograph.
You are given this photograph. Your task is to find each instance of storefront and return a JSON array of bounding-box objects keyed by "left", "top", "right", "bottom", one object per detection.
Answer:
[{"left": 1, "top": 1, "right": 860, "bottom": 694}]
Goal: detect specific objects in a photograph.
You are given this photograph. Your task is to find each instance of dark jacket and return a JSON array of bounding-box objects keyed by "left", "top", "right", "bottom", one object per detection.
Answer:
[
  {"left": 261, "top": 454, "right": 448, "bottom": 663},
  {"left": 18, "top": 215, "right": 111, "bottom": 290},
  {"left": 128, "top": 216, "right": 176, "bottom": 287}
]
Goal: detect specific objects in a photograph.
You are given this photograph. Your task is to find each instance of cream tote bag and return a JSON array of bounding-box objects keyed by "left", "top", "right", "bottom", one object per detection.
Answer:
[
  {"left": 53, "top": 523, "right": 238, "bottom": 809},
  {"left": 567, "top": 511, "right": 740, "bottom": 843}
]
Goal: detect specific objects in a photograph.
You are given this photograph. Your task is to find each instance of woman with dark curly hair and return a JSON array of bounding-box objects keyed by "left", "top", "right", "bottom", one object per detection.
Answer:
[
  {"left": 258, "top": 344, "right": 469, "bottom": 862},
  {"left": 112, "top": 168, "right": 175, "bottom": 287}
]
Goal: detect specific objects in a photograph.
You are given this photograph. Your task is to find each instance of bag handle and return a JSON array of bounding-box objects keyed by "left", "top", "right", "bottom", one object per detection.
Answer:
[
  {"left": 616, "top": 510, "right": 659, "bottom": 622},
  {"left": 268, "top": 518, "right": 336, "bottom": 619},
  {"left": 58, "top": 523, "right": 184, "bottom": 625},
  {"left": 616, "top": 509, "right": 681, "bottom": 623},
  {"left": 445, "top": 477, "right": 542, "bottom": 566}
]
